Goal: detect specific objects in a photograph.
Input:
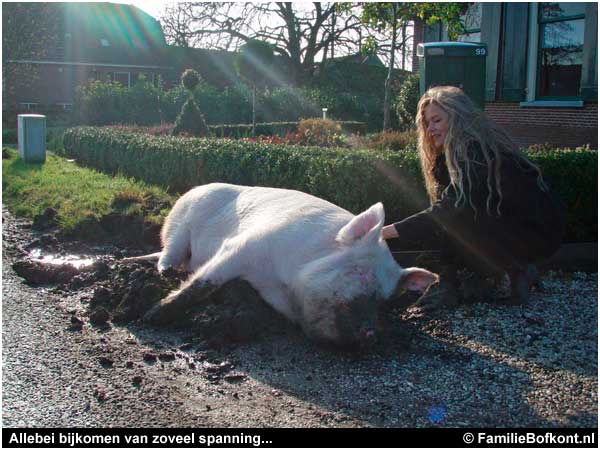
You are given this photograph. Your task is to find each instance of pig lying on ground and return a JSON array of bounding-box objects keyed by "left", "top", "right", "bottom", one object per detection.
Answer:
[{"left": 138, "top": 183, "right": 438, "bottom": 347}]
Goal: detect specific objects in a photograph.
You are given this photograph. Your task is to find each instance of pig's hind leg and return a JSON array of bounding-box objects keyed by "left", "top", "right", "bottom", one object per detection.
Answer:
[
  {"left": 144, "top": 240, "right": 245, "bottom": 326},
  {"left": 157, "top": 224, "right": 191, "bottom": 272}
]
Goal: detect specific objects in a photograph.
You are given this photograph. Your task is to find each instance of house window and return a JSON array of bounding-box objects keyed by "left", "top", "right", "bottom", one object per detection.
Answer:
[
  {"left": 458, "top": 3, "right": 482, "bottom": 42},
  {"left": 55, "top": 103, "right": 73, "bottom": 111},
  {"left": 113, "top": 72, "right": 131, "bottom": 87},
  {"left": 537, "top": 2, "right": 585, "bottom": 98},
  {"left": 19, "top": 102, "right": 40, "bottom": 111}
]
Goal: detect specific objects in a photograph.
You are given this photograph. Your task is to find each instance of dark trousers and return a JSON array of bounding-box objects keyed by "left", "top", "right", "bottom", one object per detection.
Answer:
[{"left": 411, "top": 212, "right": 560, "bottom": 280}]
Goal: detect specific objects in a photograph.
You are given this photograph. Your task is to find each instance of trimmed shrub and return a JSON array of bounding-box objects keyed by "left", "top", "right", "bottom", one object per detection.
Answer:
[
  {"left": 396, "top": 74, "right": 420, "bottom": 131},
  {"left": 293, "top": 118, "right": 345, "bottom": 147},
  {"left": 63, "top": 127, "right": 596, "bottom": 243},
  {"left": 181, "top": 69, "right": 201, "bottom": 91},
  {"left": 107, "top": 121, "right": 367, "bottom": 139},
  {"left": 528, "top": 146, "right": 597, "bottom": 243},
  {"left": 210, "top": 122, "right": 298, "bottom": 138},
  {"left": 172, "top": 69, "right": 210, "bottom": 137},
  {"left": 172, "top": 98, "right": 211, "bottom": 137},
  {"left": 364, "top": 130, "right": 418, "bottom": 152},
  {"left": 62, "top": 126, "right": 428, "bottom": 220}
]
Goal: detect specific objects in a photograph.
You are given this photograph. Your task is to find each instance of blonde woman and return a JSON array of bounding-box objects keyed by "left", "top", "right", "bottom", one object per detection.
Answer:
[{"left": 382, "top": 86, "right": 566, "bottom": 306}]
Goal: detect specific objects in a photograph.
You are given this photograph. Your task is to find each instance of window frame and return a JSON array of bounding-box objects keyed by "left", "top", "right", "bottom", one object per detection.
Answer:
[
  {"left": 113, "top": 71, "right": 131, "bottom": 88},
  {"left": 458, "top": 3, "right": 482, "bottom": 42},
  {"left": 535, "top": 3, "right": 586, "bottom": 100}
]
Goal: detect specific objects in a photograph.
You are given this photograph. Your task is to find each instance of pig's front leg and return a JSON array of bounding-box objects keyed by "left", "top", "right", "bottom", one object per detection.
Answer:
[
  {"left": 144, "top": 277, "right": 220, "bottom": 326},
  {"left": 144, "top": 243, "right": 244, "bottom": 326}
]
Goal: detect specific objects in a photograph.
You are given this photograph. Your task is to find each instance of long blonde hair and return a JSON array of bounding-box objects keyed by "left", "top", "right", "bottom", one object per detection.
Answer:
[{"left": 416, "top": 86, "right": 546, "bottom": 216}]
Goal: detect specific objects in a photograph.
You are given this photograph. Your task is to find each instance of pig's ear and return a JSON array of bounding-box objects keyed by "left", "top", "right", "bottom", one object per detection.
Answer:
[
  {"left": 336, "top": 203, "right": 385, "bottom": 244},
  {"left": 398, "top": 267, "right": 439, "bottom": 292}
]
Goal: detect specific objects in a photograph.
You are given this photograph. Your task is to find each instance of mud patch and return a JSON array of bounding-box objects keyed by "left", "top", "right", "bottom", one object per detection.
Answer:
[
  {"left": 66, "top": 214, "right": 161, "bottom": 248},
  {"left": 32, "top": 208, "right": 59, "bottom": 231},
  {"left": 13, "top": 259, "right": 84, "bottom": 285},
  {"left": 13, "top": 245, "right": 289, "bottom": 348},
  {"left": 87, "top": 259, "right": 289, "bottom": 348}
]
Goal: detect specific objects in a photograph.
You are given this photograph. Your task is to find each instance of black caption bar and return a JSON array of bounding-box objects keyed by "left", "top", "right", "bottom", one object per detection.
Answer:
[{"left": 3, "top": 428, "right": 598, "bottom": 448}]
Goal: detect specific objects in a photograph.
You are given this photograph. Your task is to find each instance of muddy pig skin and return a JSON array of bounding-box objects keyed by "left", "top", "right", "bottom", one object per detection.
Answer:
[{"left": 144, "top": 183, "right": 438, "bottom": 347}]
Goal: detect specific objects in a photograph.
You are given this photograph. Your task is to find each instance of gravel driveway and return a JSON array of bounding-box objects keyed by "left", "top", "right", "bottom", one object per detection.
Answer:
[{"left": 2, "top": 209, "right": 597, "bottom": 428}]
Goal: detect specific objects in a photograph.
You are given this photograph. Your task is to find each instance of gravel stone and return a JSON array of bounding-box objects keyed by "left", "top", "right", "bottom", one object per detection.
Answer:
[{"left": 89, "top": 307, "right": 110, "bottom": 326}]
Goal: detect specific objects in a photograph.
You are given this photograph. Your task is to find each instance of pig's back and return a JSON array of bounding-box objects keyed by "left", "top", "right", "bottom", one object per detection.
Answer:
[
  {"left": 184, "top": 183, "right": 352, "bottom": 228},
  {"left": 240, "top": 185, "right": 350, "bottom": 221},
  {"left": 184, "top": 183, "right": 353, "bottom": 264}
]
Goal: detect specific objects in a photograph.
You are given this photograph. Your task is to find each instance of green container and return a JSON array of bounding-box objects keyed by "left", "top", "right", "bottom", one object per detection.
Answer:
[{"left": 417, "top": 42, "right": 487, "bottom": 109}]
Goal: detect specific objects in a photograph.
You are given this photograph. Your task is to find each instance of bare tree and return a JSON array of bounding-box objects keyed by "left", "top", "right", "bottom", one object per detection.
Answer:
[
  {"left": 360, "top": 2, "right": 466, "bottom": 130},
  {"left": 160, "top": 2, "right": 366, "bottom": 84}
]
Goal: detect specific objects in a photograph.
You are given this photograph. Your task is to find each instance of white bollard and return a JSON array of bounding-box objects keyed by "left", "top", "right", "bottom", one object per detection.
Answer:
[{"left": 17, "top": 114, "right": 46, "bottom": 163}]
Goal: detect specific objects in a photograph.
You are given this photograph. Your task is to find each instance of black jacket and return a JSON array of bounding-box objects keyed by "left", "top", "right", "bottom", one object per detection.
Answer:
[{"left": 392, "top": 143, "right": 566, "bottom": 271}]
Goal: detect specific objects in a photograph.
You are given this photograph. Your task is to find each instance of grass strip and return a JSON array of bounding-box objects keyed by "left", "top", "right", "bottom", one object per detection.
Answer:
[{"left": 2, "top": 147, "right": 174, "bottom": 232}]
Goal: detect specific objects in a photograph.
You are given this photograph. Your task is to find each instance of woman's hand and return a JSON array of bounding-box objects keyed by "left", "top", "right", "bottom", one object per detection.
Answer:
[{"left": 381, "top": 224, "right": 399, "bottom": 240}]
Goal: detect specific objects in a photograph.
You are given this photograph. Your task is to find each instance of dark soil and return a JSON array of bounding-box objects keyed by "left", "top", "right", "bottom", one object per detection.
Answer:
[
  {"left": 84, "top": 258, "right": 289, "bottom": 348},
  {"left": 12, "top": 207, "right": 292, "bottom": 350}
]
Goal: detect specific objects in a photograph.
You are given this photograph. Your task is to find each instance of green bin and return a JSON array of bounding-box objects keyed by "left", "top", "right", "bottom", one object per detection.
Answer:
[{"left": 417, "top": 42, "right": 487, "bottom": 109}]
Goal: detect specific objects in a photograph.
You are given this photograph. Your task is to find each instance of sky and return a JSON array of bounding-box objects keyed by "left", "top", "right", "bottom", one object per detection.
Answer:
[
  {"left": 124, "top": 0, "right": 414, "bottom": 69},
  {"left": 127, "top": 0, "right": 169, "bottom": 20}
]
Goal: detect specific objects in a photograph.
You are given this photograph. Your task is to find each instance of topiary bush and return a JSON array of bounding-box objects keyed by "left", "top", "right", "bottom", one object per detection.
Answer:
[
  {"left": 181, "top": 69, "right": 200, "bottom": 91},
  {"left": 172, "top": 69, "right": 210, "bottom": 137},
  {"left": 172, "top": 98, "right": 211, "bottom": 137}
]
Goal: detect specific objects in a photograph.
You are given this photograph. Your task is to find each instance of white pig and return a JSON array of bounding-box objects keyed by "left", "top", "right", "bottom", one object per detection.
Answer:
[{"left": 143, "top": 183, "right": 438, "bottom": 347}]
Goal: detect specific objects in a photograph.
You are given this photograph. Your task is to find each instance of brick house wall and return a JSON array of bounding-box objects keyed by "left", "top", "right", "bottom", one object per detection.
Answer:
[
  {"left": 411, "top": 20, "right": 424, "bottom": 73},
  {"left": 485, "top": 103, "right": 598, "bottom": 149},
  {"left": 411, "top": 3, "right": 598, "bottom": 150},
  {"left": 5, "top": 61, "right": 173, "bottom": 111}
]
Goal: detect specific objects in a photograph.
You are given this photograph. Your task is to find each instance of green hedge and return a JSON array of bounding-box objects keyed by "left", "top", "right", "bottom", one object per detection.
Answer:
[
  {"left": 74, "top": 80, "right": 388, "bottom": 131},
  {"left": 62, "top": 127, "right": 597, "bottom": 243},
  {"left": 209, "top": 121, "right": 367, "bottom": 138},
  {"left": 209, "top": 122, "right": 298, "bottom": 138},
  {"left": 62, "top": 126, "right": 428, "bottom": 222},
  {"left": 3, "top": 127, "right": 66, "bottom": 152},
  {"left": 528, "top": 147, "right": 597, "bottom": 243}
]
